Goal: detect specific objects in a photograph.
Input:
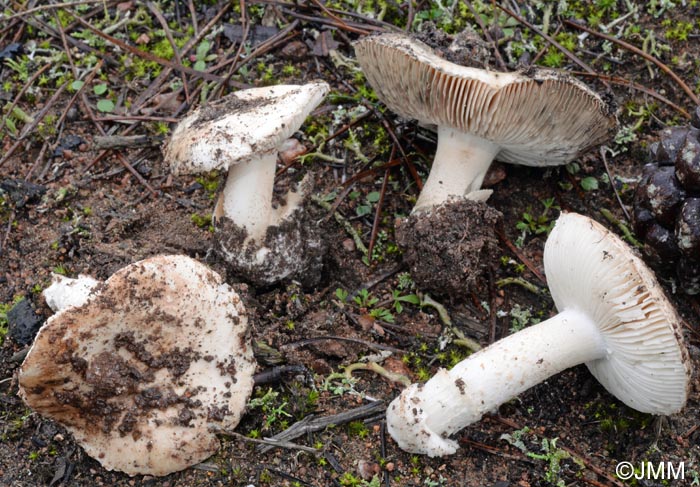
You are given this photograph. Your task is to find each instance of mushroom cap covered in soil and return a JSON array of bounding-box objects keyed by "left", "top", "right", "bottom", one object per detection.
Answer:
[
  {"left": 19, "top": 255, "right": 256, "bottom": 476},
  {"left": 354, "top": 33, "right": 616, "bottom": 168},
  {"left": 163, "top": 83, "right": 330, "bottom": 174},
  {"left": 386, "top": 213, "right": 691, "bottom": 457}
]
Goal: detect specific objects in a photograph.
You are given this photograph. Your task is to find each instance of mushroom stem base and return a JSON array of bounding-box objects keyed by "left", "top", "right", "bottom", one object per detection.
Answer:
[{"left": 387, "top": 307, "right": 606, "bottom": 456}]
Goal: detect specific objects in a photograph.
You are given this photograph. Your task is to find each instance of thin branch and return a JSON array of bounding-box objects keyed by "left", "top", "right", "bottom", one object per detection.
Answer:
[
  {"left": 214, "top": 428, "right": 320, "bottom": 455},
  {"left": 599, "top": 146, "right": 631, "bottom": 221},
  {"left": 2, "top": 0, "right": 105, "bottom": 21},
  {"left": 495, "top": 4, "right": 603, "bottom": 84},
  {"left": 256, "top": 401, "right": 386, "bottom": 453},
  {"left": 571, "top": 71, "right": 690, "bottom": 119},
  {"left": 563, "top": 19, "right": 699, "bottom": 105}
]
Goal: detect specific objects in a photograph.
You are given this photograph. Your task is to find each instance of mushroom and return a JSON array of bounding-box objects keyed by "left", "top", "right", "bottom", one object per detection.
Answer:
[
  {"left": 19, "top": 255, "right": 256, "bottom": 476},
  {"left": 386, "top": 212, "right": 691, "bottom": 457},
  {"left": 163, "top": 82, "right": 330, "bottom": 287},
  {"left": 354, "top": 34, "right": 616, "bottom": 297},
  {"left": 355, "top": 34, "right": 617, "bottom": 209}
]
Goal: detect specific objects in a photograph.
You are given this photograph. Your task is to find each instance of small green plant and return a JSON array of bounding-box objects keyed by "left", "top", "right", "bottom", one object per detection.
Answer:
[
  {"left": 0, "top": 296, "right": 24, "bottom": 345},
  {"left": 52, "top": 265, "right": 68, "bottom": 276},
  {"left": 335, "top": 288, "right": 349, "bottom": 303},
  {"left": 322, "top": 373, "right": 358, "bottom": 396},
  {"left": 347, "top": 420, "right": 370, "bottom": 439},
  {"left": 506, "top": 304, "right": 541, "bottom": 333},
  {"left": 247, "top": 388, "right": 292, "bottom": 431},
  {"left": 515, "top": 198, "right": 559, "bottom": 247},
  {"left": 390, "top": 289, "right": 420, "bottom": 314},
  {"left": 354, "top": 190, "right": 380, "bottom": 217},
  {"left": 195, "top": 171, "right": 220, "bottom": 198},
  {"left": 527, "top": 438, "right": 571, "bottom": 486},
  {"left": 193, "top": 40, "right": 216, "bottom": 71},
  {"left": 339, "top": 472, "right": 380, "bottom": 487},
  {"left": 354, "top": 289, "right": 378, "bottom": 308},
  {"left": 502, "top": 427, "right": 576, "bottom": 486},
  {"left": 580, "top": 176, "right": 599, "bottom": 191}
]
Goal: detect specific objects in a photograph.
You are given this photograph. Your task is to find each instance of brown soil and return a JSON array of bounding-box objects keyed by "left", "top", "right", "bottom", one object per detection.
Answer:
[
  {"left": 396, "top": 198, "right": 501, "bottom": 298},
  {"left": 1, "top": 2, "right": 699, "bottom": 487}
]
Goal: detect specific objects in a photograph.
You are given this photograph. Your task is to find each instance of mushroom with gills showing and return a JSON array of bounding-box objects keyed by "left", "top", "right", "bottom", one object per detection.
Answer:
[
  {"left": 354, "top": 34, "right": 617, "bottom": 297},
  {"left": 19, "top": 255, "right": 256, "bottom": 476},
  {"left": 386, "top": 212, "right": 691, "bottom": 457},
  {"left": 163, "top": 82, "right": 330, "bottom": 287}
]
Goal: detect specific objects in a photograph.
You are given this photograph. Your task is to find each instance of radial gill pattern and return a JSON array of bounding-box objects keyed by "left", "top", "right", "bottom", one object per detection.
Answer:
[
  {"left": 544, "top": 213, "right": 690, "bottom": 414},
  {"left": 355, "top": 34, "right": 617, "bottom": 167}
]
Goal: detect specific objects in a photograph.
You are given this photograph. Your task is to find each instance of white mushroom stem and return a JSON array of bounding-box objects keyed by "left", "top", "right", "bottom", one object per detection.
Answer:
[
  {"left": 412, "top": 127, "right": 499, "bottom": 212},
  {"left": 43, "top": 274, "right": 100, "bottom": 313},
  {"left": 387, "top": 307, "right": 607, "bottom": 456},
  {"left": 217, "top": 150, "right": 277, "bottom": 243},
  {"left": 216, "top": 149, "right": 309, "bottom": 244}
]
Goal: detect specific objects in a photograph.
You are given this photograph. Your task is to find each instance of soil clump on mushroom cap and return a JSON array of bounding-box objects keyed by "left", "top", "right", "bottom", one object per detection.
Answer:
[
  {"left": 395, "top": 198, "right": 501, "bottom": 298},
  {"left": 413, "top": 23, "right": 492, "bottom": 68}
]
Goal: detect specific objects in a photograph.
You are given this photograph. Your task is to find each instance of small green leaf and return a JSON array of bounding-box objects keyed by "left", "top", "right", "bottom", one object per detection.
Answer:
[
  {"left": 366, "top": 191, "right": 381, "bottom": 203},
  {"left": 193, "top": 59, "right": 206, "bottom": 72},
  {"left": 96, "top": 99, "right": 115, "bottom": 113},
  {"left": 396, "top": 294, "right": 421, "bottom": 305},
  {"left": 580, "top": 177, "right": 599, "bottom": 191},
  {"left": 356, "top": 204, "right": 371, "bottom": 217},
  {"left": 71, "top": 80, "right": 85, "bottom": 91},
  {"left": 4, "top": 117, "right": 17, "bottom": 135},
  {"left": 196, "top": 40, "right": 210, "bottom": 59},
  {"left": 93, "top": 83, "right": 108, "bottom": 95}
]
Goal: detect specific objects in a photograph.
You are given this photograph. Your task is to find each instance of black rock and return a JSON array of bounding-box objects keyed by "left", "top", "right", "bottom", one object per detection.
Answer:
[
  {"left": 7, "top": 298, "right": 43, "bottom": 345},
  {"left": 644, "top": 166, "right": 685, "bottom": 227},
  {"left": 675, "top": 130, "right": 700, "bottom": 191},
  {"left": 633, "top": 110, "right": 700, "bottom": 294},
  {"left": 652, "top": 126, "right": 689, "bottom": 165}
]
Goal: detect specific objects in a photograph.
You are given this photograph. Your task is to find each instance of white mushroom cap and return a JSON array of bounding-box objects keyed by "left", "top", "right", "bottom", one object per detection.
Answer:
[
  {"left": 355, "top": 34, "right": 616, "bottom": 167},
  {"left": 19, "top": 255, "right": 255, "bottom": 476},
  {"left": 164, "top": 82, "right": 330, "bottom": 174},
  {"left": 545, "top": 212, "right": 691, "bottom": 413}
]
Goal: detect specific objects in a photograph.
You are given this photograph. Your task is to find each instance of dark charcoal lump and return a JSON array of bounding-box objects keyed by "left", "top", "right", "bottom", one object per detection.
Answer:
[
  {"left": 396, "top": 198, "right": 501, "bottom": 298},
  {"left": 7, "top": 298, "right": 43, "bottom": 345},
  {"left": 633, "top": 112, "right": 700, "bottom": 294},
  {"left": 0, "top": 178, "right": 46, "bottom": 209}
]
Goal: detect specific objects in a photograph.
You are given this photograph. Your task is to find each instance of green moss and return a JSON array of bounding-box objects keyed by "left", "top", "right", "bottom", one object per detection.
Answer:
[
  {"left": 541, "top": 46, "right": 565, "bottom": 68},
  {"left": 195, "top": 170, "right": 220, "bottom": 198},
  {"left": 190, "top": 213, "right": 213, "bottom": 232},
  {"left": 662, "top": 19, "right": 694, "bottom": 41}
]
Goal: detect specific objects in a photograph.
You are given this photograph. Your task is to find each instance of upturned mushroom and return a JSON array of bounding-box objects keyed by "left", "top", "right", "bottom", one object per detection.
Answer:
[
  {"left": 355, "top": 34, "right": 617, "bottom": 296},
  {"left": 19, "top": 255, "right": 256, "bottom": 476},
  {"left": 386, "top": 212, "right": 691, "bottom": 457},
  {"left": 163, "top": 82, "right": 329, "bottom": 287}
]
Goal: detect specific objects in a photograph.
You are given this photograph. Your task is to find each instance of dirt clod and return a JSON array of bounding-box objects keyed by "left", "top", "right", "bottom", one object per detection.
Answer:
[{"left": 396, "top": 198, "right": 501, "bottom": 298}]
